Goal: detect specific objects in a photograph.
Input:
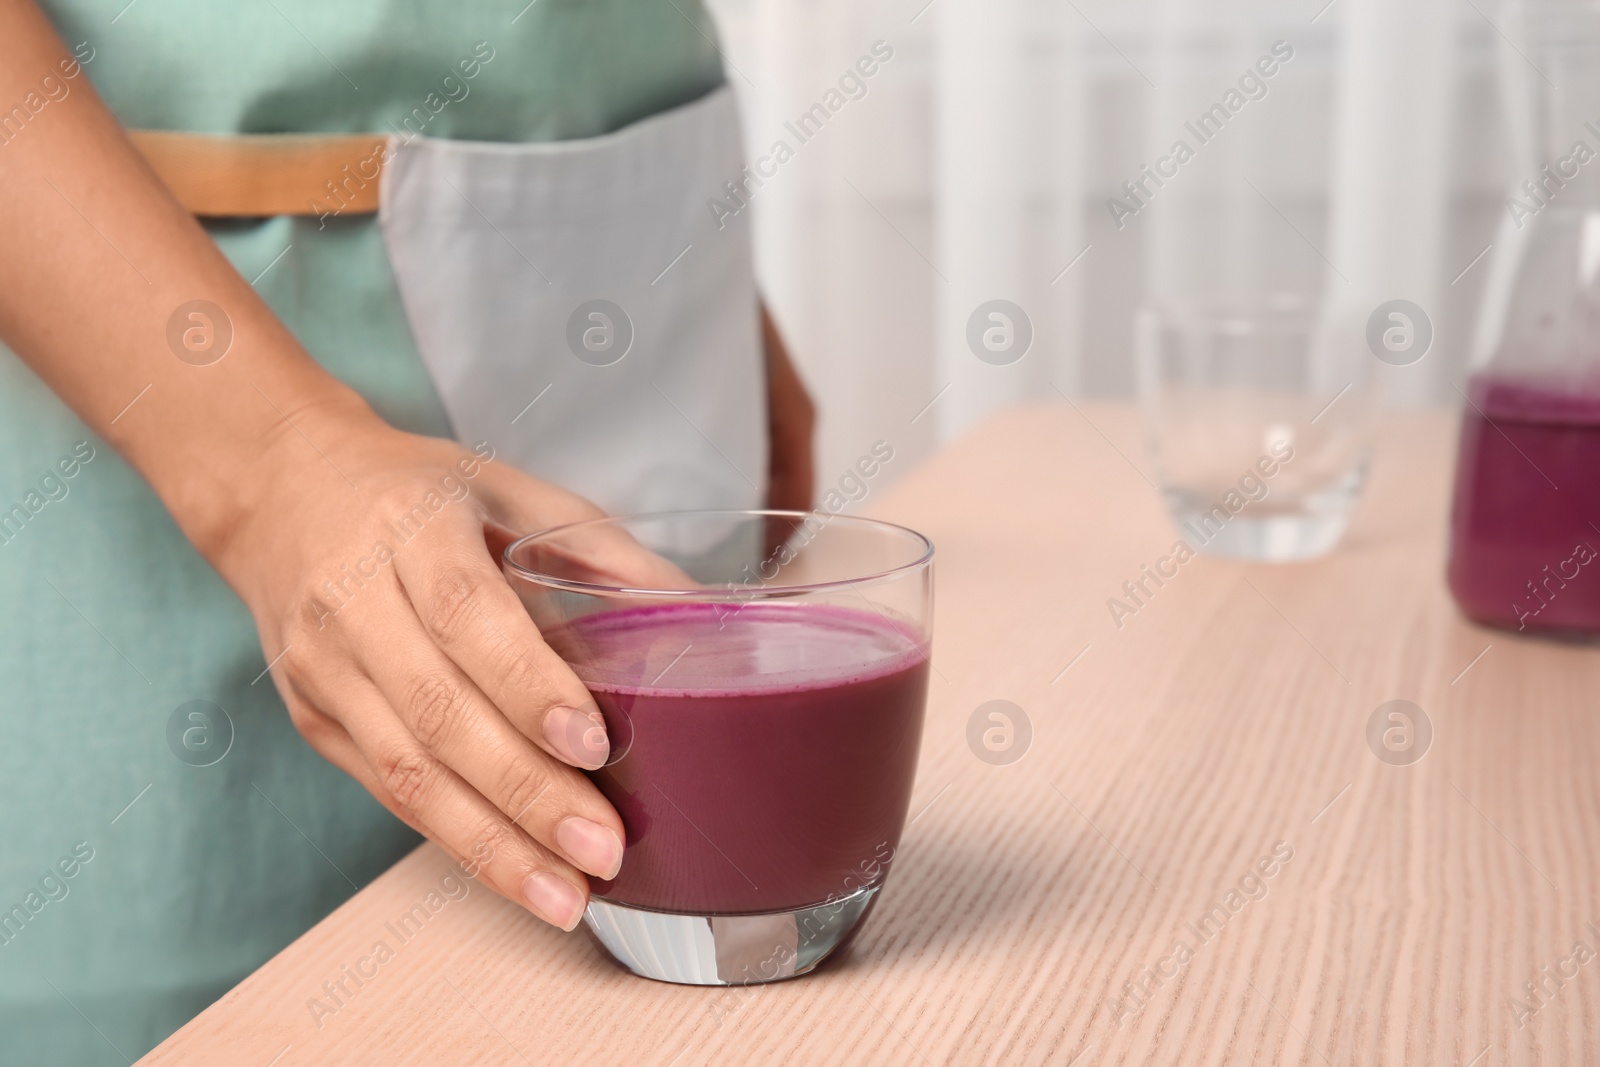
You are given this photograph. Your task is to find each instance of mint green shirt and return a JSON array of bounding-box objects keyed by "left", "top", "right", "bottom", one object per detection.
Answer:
[{"left": 0, "top": 3, "right": 722, "bottom": 1061}]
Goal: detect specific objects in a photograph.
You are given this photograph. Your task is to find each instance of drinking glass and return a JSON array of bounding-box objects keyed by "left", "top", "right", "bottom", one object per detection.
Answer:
[
  {"left": 504, "top": 510, "right": 934, "bottom": 985},
  {"left": 1136, "top": 294, "right": 1374, "bottom": 561}
]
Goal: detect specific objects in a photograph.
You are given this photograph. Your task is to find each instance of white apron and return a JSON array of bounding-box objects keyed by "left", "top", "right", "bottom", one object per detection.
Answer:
[{"left": 379, "top": 86, "right": 766, "bottom": 516}]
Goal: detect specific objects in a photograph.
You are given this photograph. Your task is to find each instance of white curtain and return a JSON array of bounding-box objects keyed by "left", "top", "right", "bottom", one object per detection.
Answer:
[{"left": 707, "top": 0, "right": 1517, "bottom": 483}]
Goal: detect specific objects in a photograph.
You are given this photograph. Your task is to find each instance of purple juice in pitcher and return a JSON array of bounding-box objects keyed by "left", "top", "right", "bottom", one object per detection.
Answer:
[
  {"left": 1447, "top": 373, "right": 1600, "bottom": 633},
  {"left": 546, "top": 601, "right": 930, "bottom": 914}
]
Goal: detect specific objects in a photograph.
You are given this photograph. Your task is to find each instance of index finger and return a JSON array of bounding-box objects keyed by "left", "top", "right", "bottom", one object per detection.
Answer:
[{"left": 398, "top": 525, "right": 614, "bottom": 771}]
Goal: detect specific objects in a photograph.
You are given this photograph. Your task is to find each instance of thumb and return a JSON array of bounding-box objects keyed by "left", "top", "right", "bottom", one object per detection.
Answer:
[{"left": 482, "top": 479, "right": 697, "bottom": 592}]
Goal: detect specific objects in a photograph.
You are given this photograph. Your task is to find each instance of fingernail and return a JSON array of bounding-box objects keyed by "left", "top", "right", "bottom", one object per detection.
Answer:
[
  {"left": 557, "top": 816, "right": 625, "bottom": 880},
  {"left": 544, "top": 705, "right": 609, "bottom": 769},
  {"left": 522, "top": 871, "right": 586, "bottom": 931}
]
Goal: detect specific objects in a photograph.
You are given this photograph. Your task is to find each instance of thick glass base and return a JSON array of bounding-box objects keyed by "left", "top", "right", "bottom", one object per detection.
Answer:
[
  {"left": 1175, "top": 510, "right": 1353, "bottom": 561},
  {"left": 1163, "top": 455, "right": 1370, "bottom": 563},
  {"left": 583, "top": 883, "right": 880, "bottom": 986}
]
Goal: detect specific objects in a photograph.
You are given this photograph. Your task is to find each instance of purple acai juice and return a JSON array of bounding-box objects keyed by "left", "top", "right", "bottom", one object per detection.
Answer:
[
  {"left": 545, "top": 601, "right": 929, "bottom": 914},
  {"left": 1448, "top": 373, "right": 1600, "bottom": 633}
]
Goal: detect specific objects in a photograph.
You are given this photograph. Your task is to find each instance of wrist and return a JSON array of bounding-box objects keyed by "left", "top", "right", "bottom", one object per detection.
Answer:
[{"left": 163, "top": 379, "right": 387, "bottom": 578}]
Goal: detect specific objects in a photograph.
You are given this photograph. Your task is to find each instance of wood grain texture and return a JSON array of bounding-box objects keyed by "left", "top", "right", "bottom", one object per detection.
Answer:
[{"left": 140, "top": 405, "right": 1600, "bottom": 1066}]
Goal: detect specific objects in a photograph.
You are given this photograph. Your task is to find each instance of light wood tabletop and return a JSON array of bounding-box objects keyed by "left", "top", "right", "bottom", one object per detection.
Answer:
[{"left": 142, "top": 404, "right": 1600, "bottom": 1066}]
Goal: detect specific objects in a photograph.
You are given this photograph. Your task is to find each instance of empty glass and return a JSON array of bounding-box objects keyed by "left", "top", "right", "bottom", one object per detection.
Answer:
[{"left": 1136, "top": 295, "right": 1374, "bottom": 561}]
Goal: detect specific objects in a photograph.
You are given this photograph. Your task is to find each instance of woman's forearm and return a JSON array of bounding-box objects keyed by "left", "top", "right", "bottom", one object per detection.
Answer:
[{"left": 0, "top": 1, "right": 374, "bottom": 559}]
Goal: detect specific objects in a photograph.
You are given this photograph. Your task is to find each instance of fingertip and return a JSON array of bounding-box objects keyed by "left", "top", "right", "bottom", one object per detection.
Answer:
[
  {"left": 522, "top": 871, "right": 587, "bottom": 931},
  {"left": 543, "top": 704, "right": 610, "bottom": 769},
  {"left": 556, "top": 816, "right": 625, "bottom": 880}
]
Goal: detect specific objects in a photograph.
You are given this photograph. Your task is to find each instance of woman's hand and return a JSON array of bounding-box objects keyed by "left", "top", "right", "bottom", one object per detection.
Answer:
[{"left": 213, "top": 401, "right": 635, "bottom": 931}]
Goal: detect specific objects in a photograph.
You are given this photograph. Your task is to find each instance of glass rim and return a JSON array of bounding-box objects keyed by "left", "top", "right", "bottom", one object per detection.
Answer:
[
  {"left": 1140, "top": 292, "right": 1319, "bottom": 338},
  {"left": 502, "top": 508, "right": 936, "bottom": 599}
]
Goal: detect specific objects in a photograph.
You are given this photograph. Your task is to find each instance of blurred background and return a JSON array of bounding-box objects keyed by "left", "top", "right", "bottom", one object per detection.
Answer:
[{"left": 702, "top": 0, "right": 1531, "bottom": 488}]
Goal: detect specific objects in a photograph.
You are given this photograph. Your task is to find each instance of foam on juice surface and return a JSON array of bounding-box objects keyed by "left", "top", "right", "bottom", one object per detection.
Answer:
[{"left": 550, "top": 601, "right": 928, "bottom": 696}]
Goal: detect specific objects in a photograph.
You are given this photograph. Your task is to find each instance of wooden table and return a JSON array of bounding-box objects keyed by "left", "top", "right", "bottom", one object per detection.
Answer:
[{"left": 143, "top": 405, "right": 1600, "bottom": 1066}]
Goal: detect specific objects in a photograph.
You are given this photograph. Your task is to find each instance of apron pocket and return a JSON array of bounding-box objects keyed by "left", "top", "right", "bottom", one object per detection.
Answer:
[{"left": 380, "top": 85, "right": 766, "bottom": 516}]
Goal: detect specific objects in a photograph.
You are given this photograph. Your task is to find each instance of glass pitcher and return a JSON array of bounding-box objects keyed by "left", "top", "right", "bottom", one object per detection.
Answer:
[{"left": 1447, "top": 0, "right": 1600, "bottom": 636}]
